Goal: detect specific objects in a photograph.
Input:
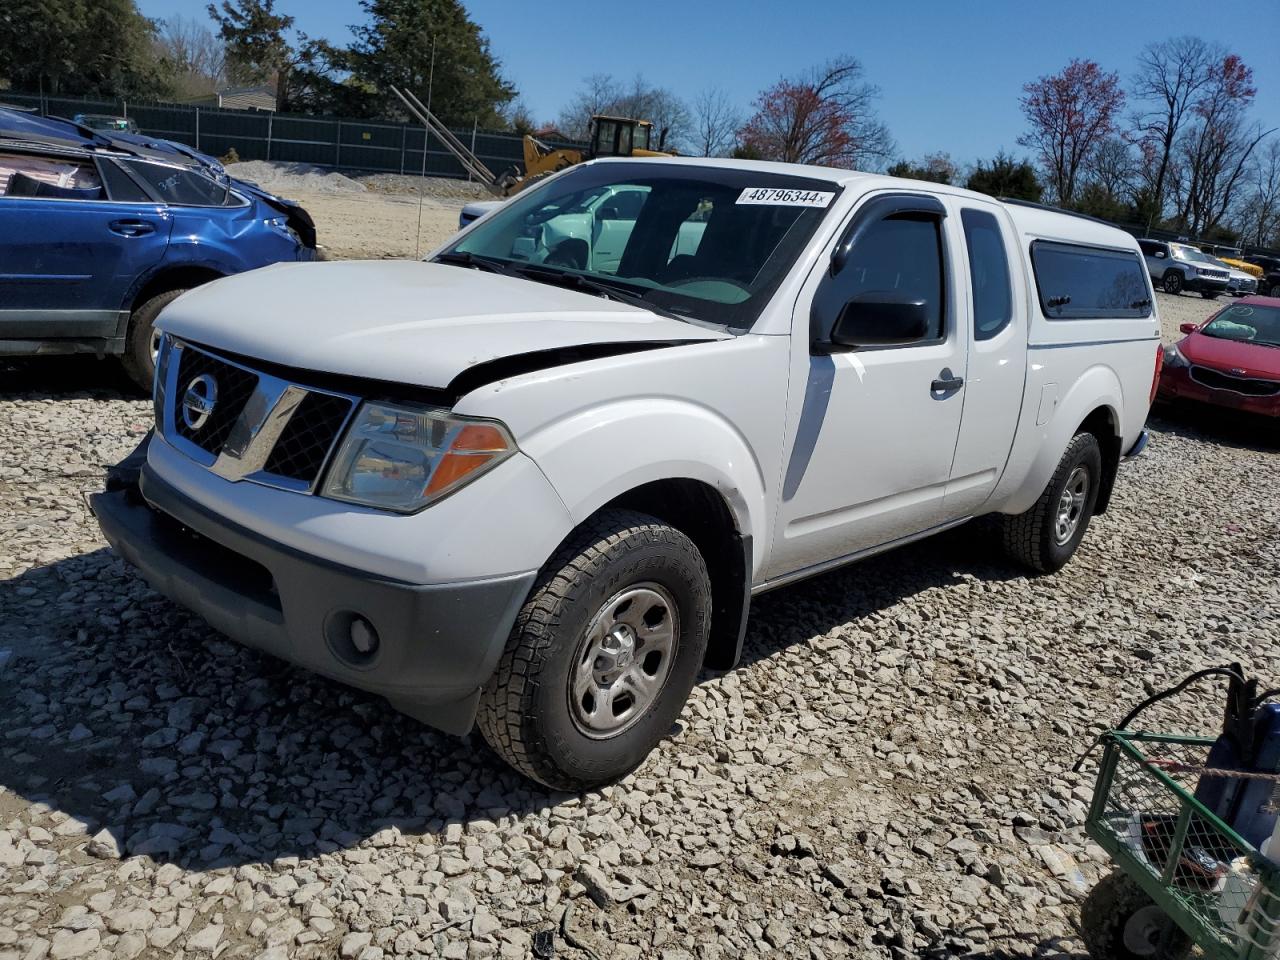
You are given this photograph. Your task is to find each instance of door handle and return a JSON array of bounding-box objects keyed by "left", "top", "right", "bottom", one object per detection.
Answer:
[
  {"left": 931, "top": 368, "right": 964, "bottom": 393},
  {"left": 108, "top": 219, "right": 155, "bottom": 237}
]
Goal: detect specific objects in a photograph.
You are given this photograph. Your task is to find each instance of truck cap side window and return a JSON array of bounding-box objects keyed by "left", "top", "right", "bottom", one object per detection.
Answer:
[
  {"left": 1031, "top": 241, "right": 1152, "bottom": 320},
  {"left": 960, "top": 208, "right": 1013, "bottom": 341},
  {"left": 812, "top": 205, "right": 946, "bottom": 349}
]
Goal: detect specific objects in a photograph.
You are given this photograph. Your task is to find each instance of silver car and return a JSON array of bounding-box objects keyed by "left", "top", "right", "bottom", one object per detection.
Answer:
[{"left": 1137, "top": 239, "right": 1229, "bottom": 298}]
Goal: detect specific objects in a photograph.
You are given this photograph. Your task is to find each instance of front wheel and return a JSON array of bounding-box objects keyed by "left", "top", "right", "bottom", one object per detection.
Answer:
[
  {"left": 477, "top": 509, "right": 711, "bottom": 791},
  {"left": 1080, "top": 871, "right": 1191, "bottom": 959},
  {"left": 1270, "top": 282, "right": 1280, "bottom": 298},
  {"left": 1002, "top": 431, "right": 1102, "bottom": 573},
  {"left": 1162, "top": 272, "right": 1183, "bottom": 295},
  {"left": 120, "top": 288, "right": 187, "bottom": 391}
]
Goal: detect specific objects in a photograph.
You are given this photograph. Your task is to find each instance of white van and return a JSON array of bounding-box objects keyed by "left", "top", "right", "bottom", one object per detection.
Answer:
[{"left": 93, "top": 157, "right": 1161, "bottom": 789}]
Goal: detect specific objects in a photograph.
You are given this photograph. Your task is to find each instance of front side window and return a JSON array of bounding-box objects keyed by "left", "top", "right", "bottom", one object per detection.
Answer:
[
  {"left": 126, "top": 160, "right": 232, "bottom": 206},
  {"left": 813, "top": 213, "right": 946, "bottom": 343},
  {"left": 961, "top": 208, "right": 1013, "bottom": 341},
  {"left": 446, "top": 162, "right": 839, "bottom": 329},
  {"left": 1031, "top": 241, "right": 1152, "bottom": 320}
]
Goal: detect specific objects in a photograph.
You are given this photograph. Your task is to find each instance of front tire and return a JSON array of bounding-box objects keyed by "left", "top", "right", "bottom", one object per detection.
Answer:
[
  {"left": 1002, "top": 432, "right": 1103, "bottom": 573},
  {"left": 1270, "top": 282, "right": 1280, "bottom": 298},
  {"left": 1080, "top": 871, "right": 1191, "bottom": 959},
  {"left": 1162, "top": 271, "right": 1183, "bottom": 295},
  {"left": 120, "top": 288, "right": 187, "bottom": 391},
  {"left": 477, "top": 509, "right": 711, "bottom": 791}
]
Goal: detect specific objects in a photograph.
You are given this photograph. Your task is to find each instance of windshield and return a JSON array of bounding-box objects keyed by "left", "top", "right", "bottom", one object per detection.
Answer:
[
  {"left": 441, "top": 161, "right": 841, "bottom": 329},
  {"left": 1173, "top": 244, "right": 1214, "bottom": 264},
  {"left": 1201, "top": 303, "right": 1280, "bottom": 348}
]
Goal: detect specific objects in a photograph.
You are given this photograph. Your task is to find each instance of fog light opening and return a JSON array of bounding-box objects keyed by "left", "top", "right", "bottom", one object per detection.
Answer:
[{"left": 350, "top": 616, "right": 379, "bottom": 655}]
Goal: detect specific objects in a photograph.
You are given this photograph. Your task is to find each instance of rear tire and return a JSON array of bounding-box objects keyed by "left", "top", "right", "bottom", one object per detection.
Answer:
[
  {"left": 1269, "top": 282, "right": 1280, "bottom": 298},
  {"left": 1080, "top": 871, "right": 1191, "bottom": 959},
  {"left": 1002, "top": 432, "right": 1103, "bottom": 573},
  {"left": 477, "top": 509, "right": 711, "bottom": 791},
  {"left": 1162, "top": 272, "right": 1183, "bottom": 295},
  {"left": 120, "top": 288, "right": 186, "bottom": 392}
]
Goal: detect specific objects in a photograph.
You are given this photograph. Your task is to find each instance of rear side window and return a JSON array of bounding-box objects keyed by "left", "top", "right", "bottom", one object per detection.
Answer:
[
  {"left": 126, "top": 161, "right": 231, "bottom": 206},
  {"left": 98, "top": 159, "right": 151, "bottom": 203},
  {"left": 960, "top": 209, "right": 1013, "bottom": 341},
  {"left": 1031, "top": 241, "right": 1152, "bottom": 320}
]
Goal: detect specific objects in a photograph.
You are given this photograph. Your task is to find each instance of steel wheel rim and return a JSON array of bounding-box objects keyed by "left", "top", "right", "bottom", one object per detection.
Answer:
[
  {"left": 149, "top": 328, "right": 162, "bottom": 364},
  {"left": 1121, "top": 904, "right": 1170, "bottom": 957},
  {"left": 569, "top": 582, "right": 679, "bottom": 739},
  {"left": 1054, "top": 465, "right": 1089, "bottom": 545}
]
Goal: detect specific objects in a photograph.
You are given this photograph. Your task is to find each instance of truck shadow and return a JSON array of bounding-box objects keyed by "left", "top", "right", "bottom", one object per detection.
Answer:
[
  {"left": 0, "top": 356, "right": 141, "bottom": 399},
  {"left": 0, "top": 519, "right": 1019, "bottom": 871}
]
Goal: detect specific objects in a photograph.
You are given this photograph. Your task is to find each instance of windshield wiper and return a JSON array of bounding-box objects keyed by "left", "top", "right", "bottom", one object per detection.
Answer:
[
  {"left": 512, "top": 264, "right": 694, "bottom": 324},
  {"left": 433, "top": 250, "right": 526, "bottom": 280}
]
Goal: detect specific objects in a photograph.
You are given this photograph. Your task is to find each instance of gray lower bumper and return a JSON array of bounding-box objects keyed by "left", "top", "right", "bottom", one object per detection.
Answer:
[
  {"left": 1124, "top": 428, "right": 1150, "bottom": 458},
  {"left": 90, "top": 464, "right": 535, "bottom": 734}
]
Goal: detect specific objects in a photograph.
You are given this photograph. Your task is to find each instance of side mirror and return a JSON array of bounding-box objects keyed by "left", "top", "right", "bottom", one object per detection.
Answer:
[
  {"left": 1154, "top": 251, "right": 1167, "bottom": 259},
  {"left": 829, "top": 292, "right": 930, "bottom": 349},
  {"left": 1179, "top": 322, "right": 1198, "bottom": 334},
  {"left": 597, "top": 205, "right": 621, "bottom": 221}
]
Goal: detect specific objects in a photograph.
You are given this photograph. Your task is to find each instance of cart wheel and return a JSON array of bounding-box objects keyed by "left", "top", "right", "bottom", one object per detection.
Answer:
[{"left": 1080, "top": 871, "right": 1192, "bottom": 959}]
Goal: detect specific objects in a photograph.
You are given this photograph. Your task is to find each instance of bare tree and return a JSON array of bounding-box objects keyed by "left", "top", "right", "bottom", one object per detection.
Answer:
[
  {"left": 692, "top": 87, "right": 740, "bottom": 157},
  {"left": 739, "top": 57, "right": 893, "bottom": 169},
  {"left": 157, "top": 15, "right": 225, "bottom": 98},
  {"left": 1175, "top": 55, "right": 1274, "bottom": 234},
  {"left": 556, "top": 74, "right": 690, "bottom": 150},
  {"left": 1235, "top": 139, "right": 1280, "bottom": 248},
  {"left": 1130, "top": 36, "right": 1218, "bottom": 221},
  {"left": 1018, "top": 59, "right": 1124, "bottom": 205},
  {"left": 1085, "top": 136, "right": 1139, "bottom": 203}
]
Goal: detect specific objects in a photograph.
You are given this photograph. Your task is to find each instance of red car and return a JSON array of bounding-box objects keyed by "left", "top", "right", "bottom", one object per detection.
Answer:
[{"left": 1157, "top": 296, "right": 1280, "bottom": 417}]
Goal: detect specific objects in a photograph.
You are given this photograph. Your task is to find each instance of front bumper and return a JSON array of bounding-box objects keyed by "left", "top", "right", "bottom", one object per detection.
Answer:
[
  {"left": 91, "top": 459, "right": 536, "bottom": 734},
  {"left": 1156, "top": 365, "right": 1280, "bottom": 418},
  {"left": 1183, "top": 275, "right": 1230, "bottom": 294}
]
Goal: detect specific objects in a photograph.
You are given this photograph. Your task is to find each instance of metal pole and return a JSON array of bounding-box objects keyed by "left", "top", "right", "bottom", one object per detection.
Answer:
[
  {"left": 414, "top": 40, "right": 436, "bottom": 260},
  {"left": 399, "top": 124, "right": 406, "bottom": 175},
  {"left": 469, "top": 120, "right": 478, "bottom": 182},
  {"left": 335, "top": 120, "right": 341, "bottom": 170},
  {"left": 266, "top": 112, "right": 273, "bottom": 161},
  {"left": 194, "top": 107, "right": 200, "bottom": 151}
]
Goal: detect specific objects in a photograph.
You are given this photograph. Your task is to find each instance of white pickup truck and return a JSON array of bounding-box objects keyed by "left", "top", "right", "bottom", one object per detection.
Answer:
[{"left": 93, "top": 157, "right": 1160, "bottom": 790}]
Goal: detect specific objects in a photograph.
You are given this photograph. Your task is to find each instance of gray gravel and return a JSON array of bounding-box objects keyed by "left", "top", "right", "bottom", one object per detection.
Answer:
[{"left": 1, "top": 291, "right": 1277, "bottom": 959}]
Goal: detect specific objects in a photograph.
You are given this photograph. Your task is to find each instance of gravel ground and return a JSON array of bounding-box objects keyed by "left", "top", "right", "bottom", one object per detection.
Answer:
[{"left": 1, "top": 292, "right": 1277, "bottom": 960}]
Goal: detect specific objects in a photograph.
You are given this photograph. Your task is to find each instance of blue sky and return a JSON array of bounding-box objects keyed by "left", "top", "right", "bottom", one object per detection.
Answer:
[{"left": 140, "top": 0, "right": 1279, "bottom": 165}]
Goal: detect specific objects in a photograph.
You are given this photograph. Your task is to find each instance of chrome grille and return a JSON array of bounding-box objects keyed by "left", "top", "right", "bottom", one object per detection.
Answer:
[
  {"left": 160, "top": 338, "right": 358, "bottom": 492},
  {"left": 263, "top": 391, "right": 354, "bottom": 482},
  {"left": 172, "top": 348, "right": 258, "bottom": 455},
  {"left": 1190, "top": 365, "right": 1280, "bottom": 397}
]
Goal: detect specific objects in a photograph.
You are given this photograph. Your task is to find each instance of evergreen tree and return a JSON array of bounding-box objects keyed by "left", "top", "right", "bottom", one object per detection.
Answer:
[
  {"left": 346, "top": 0, "right": 515, "bottom": 126},
  {"left": 966, "top": 152, "right": 1043, "bottom": 202}
]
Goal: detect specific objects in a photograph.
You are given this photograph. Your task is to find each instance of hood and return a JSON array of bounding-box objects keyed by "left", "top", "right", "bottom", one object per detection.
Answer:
[
  {"left": 157, "top": 260, "right": 727, "bottom": 391},
  {"left": 1182, "top": 331, "right": 1280, "bottom": 379}
]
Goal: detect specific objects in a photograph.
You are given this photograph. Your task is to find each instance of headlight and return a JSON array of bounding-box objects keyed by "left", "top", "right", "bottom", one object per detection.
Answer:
[
  {"left": 1164, "top": 343, "right": 1190, "bottom": 368},
  {"left": 321, "top": 401, "right": 515, "bottom": 512}
]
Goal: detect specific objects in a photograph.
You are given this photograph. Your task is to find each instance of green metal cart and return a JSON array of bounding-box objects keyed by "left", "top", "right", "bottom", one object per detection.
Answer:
[{"left": 1083, "top": 730, "right": 1280, "bottom": 959}]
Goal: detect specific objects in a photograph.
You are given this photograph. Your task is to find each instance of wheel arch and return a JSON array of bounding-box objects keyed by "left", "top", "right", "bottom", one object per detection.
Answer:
[
  {"left": 127, "top": 264, "right": 226, "bottom": 316},
  {"left": 599, "top": 478, "right": 751, "bottom": 671}
]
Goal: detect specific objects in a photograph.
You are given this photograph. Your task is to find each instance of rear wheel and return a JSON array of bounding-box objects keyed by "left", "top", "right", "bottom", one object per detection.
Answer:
[
  {"left": 1162, "top": 271, "right": 1183, "bottom": 295},
  {"left": 1080, "top": 871, "right": 1191, "bottom": 959},
  {"left": 477, "top": 509, "right": 711, "bottom": 791},
  {"left": 120, "top": 288, "right": 186, "bottom": 392},
  {"left": 1002, "top": 431, "right": 1103, "bottom": 573}
]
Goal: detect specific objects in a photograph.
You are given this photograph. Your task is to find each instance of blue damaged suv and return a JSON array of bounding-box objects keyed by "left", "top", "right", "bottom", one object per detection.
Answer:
[{"left": 0, "top": 107, "right": 317, "bottom": 388}]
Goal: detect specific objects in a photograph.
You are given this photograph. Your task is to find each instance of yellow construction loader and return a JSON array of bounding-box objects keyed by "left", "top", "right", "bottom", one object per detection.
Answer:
[{"left": 392, "top": 87, "right": 671, "bottom": 197}]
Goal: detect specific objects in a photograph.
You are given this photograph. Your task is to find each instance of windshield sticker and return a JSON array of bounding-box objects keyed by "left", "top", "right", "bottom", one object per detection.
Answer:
[{"left": 736, "top": 187, "right": 835, "bottom": 207}]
